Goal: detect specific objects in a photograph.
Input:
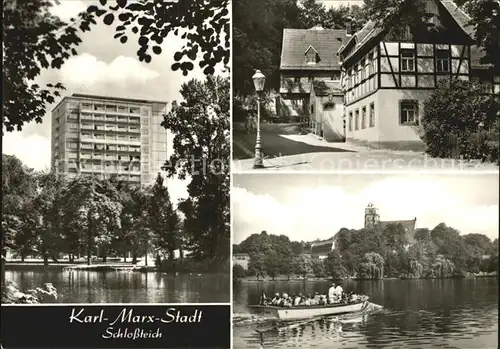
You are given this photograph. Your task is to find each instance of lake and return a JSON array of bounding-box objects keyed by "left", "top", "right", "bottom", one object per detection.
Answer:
[
  {"left": 3, "top": 269, "right": 230, "bottom": 303},
  {"left": 233, "top": 278, "right": 499, "bottom": 349}
]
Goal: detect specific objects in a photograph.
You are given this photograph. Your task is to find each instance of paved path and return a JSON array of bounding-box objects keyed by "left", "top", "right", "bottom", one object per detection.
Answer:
[{"left": 233, "top": 123, "right": 499, "bottom": 172}]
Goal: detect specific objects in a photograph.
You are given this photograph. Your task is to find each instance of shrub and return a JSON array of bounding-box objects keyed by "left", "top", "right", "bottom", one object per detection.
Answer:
[
  {"left": 421, "top": 80, "right": 500, "bottom": 162},
  {"left": 233, "top": 264, "right": 246, "bottom": 278}
]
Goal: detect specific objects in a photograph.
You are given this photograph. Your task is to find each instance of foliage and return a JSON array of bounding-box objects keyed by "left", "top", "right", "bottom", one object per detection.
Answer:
[
  {"left": 233, "top": 0, "right": 366, "bottom": 97},
  {"left": 2, "top": 0, "right": 93, "bottom": 132},
  {"left": 455, "top": 0, "right": 500, "bottom": 68},
  {"left": 421, "top": 80, "right": 500, "bottom": 163},
  {"left": 3, "top": 0, "right": 228, "bottom": 133},
  {"left": 162, "top": 76, "right": 230, "bottom": 262},
  {"left": 148, "top": 174, "right": 179, "bottom": 261},
  {"left": 233, "top": 264, "right": 247, "bottom": 278},
  {"left": 235, "top": 220, "right": 498, "bottom": 280},
  {"left": 61, "top": 176, "right": 123, "bottom": 265},
  {"left": 86, "top": 0, "right": 230, "bottom": 75},
  {"left": 324, "top": 251, "right": 347, "bottom": 280}
]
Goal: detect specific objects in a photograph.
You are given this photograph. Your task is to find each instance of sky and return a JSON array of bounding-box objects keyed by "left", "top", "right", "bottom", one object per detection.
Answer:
[
  {"left": 232, "top": 173, "right": 500, "bottom": 244},
  {"left": 2, "top": 0, "right": 228, "bottom": 205}
]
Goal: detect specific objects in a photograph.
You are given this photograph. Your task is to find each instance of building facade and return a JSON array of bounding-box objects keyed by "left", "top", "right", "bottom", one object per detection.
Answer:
[
  {"left": 337, "top": 0, "right": 499, "bottom": 147},
  {"left": 51, "top": 93, "right": 169, "bottom": 186},
  {"left": 364, "top": 203, "right": 417, "bottom": 244},
  {"left": 310, "top": 203, "right": 417, "bottom": 258},
  {"left": 309, "top": 80, "right": 345, "bottom": 141},
  {"left": 233, "top": 253, "right": 250, "bottom": 270},
  {"left": 279, "top": 25, "right": 348, "bottom": 120}
]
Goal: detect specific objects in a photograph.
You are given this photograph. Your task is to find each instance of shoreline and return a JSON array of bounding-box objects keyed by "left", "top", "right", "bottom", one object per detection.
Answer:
[
  {"left": 3, "top": 262, "right": 229, "bottom": 275},
  {"left": 234, "top": 274, "right": 498, "bottom": 284}
]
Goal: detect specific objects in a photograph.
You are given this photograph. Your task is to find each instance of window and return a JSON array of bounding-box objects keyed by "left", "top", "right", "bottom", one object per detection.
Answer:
[
  {"left": 306, "top": 52, "right": 316, "bottom": 64},
  {"left": 67, "top": 142, "right": 78, "bottom": 149},
  {"left": 353, "top": 65, "right": 358, "bottom": 86},
  {"left": 400, "top": 100, "right": 419, "bottom": 125},
  {"left": 360, "top": 59, "right": 366, "bottom": 80},
  {"left": 369, "top": 103, "right": 375, "bottom": 127},
  {"left": 401, "top": 49, "right": 415, "bottom": 72},
  {"left": 68, "top": 122, "right": 78, "bottom": 130},
  {"left": 361, "top": 107, "right": 367, "bottom": 129},
  {"left": 355, "top": 109, "right": 360, "bottom": 130},
  {"left": 142, "top": 146, "right": 149, "bottom": 153},
  {"left": 141, "top": 118, "right": 149, "bottom": 125},
  {"left": 436, "top": 49, "right": 450, "bottom": 72},
  {"left": 141, "top": 136, "right": 149, "bottom": 144},
  {"left": 130, "top": 107, "right": 140, "bottom": 114},
  {"left": 368, "top": 52, "right": 374, "bottom": 75}
]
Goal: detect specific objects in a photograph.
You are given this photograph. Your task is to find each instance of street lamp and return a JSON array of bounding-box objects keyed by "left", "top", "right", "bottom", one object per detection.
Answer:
[{"left": 252, "top": 70, "right": 266, "bottom": 169}]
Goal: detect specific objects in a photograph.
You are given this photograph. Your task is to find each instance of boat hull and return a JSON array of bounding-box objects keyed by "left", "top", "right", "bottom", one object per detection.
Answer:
[{"left": 249, "top": 300, "right": 369, "bottom": 321}]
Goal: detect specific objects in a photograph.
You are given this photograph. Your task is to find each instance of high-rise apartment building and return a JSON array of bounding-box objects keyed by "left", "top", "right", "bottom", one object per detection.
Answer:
[{"left": 51, "top": 93, "right": 169, "bottom": 185}]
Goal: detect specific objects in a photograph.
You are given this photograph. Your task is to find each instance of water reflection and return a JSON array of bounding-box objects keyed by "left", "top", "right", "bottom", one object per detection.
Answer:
[
  {"left": 233, "top": 278, "right": 498, "bottom": 349},
  {"left": 4, "top": 270, "right": 229, "bottom": 303}
]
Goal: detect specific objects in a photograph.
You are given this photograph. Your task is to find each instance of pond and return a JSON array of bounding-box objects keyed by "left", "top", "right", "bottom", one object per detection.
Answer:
[
  {"left": 233, "top": 277, "right": 498, "bottom": 349},
  {"left": 4, "top": 269, "right": 230, "bottom": 303}
]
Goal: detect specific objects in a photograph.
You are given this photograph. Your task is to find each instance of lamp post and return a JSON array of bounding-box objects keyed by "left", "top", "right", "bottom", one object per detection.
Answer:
[{"left": 252, "top": 70, "right": 266, "bottom": 169}]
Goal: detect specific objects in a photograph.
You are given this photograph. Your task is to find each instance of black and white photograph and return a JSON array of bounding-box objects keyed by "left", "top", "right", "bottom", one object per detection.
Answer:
[
  {"left": 232, "top": 0, "right": 499, "bottom": 172},
  {"left": 232, "top": 172, "right": 499, "bottom": 348},
  {"left": 2, "top": 0, "right": 230, "bottom": 305}
]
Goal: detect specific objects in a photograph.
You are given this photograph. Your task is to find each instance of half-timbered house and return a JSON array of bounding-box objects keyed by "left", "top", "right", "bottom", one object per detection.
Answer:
[{"left": 337, "top": 0, "right": 500, "bottom": 147}]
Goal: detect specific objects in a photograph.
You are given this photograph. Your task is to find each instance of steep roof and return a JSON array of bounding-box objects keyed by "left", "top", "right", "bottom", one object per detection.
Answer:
[
  {"left": 281, "top": 27, "right": 348, "bottom": 70},
  {"left": 338, "top": 0, "right": 489, "bottom": 69}
]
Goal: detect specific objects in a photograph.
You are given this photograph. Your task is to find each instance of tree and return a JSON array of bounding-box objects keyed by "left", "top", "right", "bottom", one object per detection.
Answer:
[
  {"left": 118, "top": 184, "right": 153, "bottom": 264},
  {"left": 233, "top": 0, "right": 303, "bottom": 96},
  {"left": 2, "top": 0, "right": 94, "bottom": 132},
  {"left": 265, "top": 252, "right": 280, "bottom": 280},
  {"left": 422, "top": 80, "right": 500, "bottom": 162},
  {"left": 3, "top": 0, "right": 229, "bottom": 133},
  {"left": 324, "top": 251, "right": 347, "bottom": 280},
  {"left": 233, "top": 264, "right": 246, "bottom": 279},
  {"left": 148, "top": 174, "right": 179, "bottom": 261},
  {"left": 162, "top": 76, "right": 230, "bottom": 261},
  {"left": 1, "top": 155, "right": 37, "bottom": 262},
  {"left": 455, "top": 0, "right": 500, "bottom": 68},
  {"left": 61, "top": 176, "right": 122, "bottom": 265},
  {"left": 363, "top": 0, "right": 434, "bottom": 38},
  {"left": 87, "top": 0, "right": 230, "bottom": 76},
  {"left": 293, "top": 255, "right": 313, "bottom": 279},
  {"left": 299, "top": 0, "right": 327, "bottom": 28},
  {"left": 32, "top": 170, "right": 68, "bottom": 264},
  {"left": 249, "top": 253, "right": 266, "bottom": 280},
  {"left": 359, "top": 252, "right": 385, "bottom": 279}
]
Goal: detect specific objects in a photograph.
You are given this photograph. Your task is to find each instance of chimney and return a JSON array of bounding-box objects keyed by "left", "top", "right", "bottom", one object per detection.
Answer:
[{"left": 346, "top": 18, "right": 353, "bottom": 35}]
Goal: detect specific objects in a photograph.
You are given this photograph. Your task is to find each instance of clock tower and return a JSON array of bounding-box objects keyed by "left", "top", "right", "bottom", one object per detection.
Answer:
[{"left": 364, "top": 203, "right": 380, "bottom": 228}]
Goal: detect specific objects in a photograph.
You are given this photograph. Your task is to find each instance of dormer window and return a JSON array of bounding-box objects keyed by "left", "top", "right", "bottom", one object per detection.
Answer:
[{"left": 304, "top": 45, "right": 320, "bottom": 65}]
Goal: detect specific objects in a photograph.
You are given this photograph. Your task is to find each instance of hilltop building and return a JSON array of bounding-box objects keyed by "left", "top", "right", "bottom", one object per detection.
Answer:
[
  {"left": 310, "top": 203, "right": 417, "bottom": 259},
  {"left": 51, "top": 93, "right": 169, "bottom": 186},
  {"left": 233, "top": 253, "right": 251, "bottom": 270}
]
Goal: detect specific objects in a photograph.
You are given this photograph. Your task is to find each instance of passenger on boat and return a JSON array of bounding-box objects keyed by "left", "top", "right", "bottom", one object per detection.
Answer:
[
  {"left": 304, "top": 294, "right": 312, "bottom": 306},
  {"left": 293, "top": 294, "right": 301, "bottom": 306},
  {"left": 311, "top": 292, "right": 320, "bottom": 305},
  {"left": 318, "top": 295, "right": 327, "bottom": 305},
  {"left": 335, "top": 284, "right": 343, "bottom": 300},
  {"left": 280, "top": 293, "right": 292, "bottom": 307},
  {"left": 271, "top": 293, "right": 281, "bottom": 305},
  {"left": 259, "top": 292, "right": 268, "bottom": 305},
  {"left": 328, "top": 283, "right": 336, "bottom": 304}
]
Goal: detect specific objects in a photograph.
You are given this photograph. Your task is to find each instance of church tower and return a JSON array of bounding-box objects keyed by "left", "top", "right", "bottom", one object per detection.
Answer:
[{"left": 364, "top": 203, "right": 380, "bottom": 228}]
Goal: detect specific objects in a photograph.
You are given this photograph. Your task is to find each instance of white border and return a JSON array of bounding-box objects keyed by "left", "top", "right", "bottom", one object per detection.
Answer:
[{"left": 228, "top": 0, "right": 234, "bottom": 348}]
